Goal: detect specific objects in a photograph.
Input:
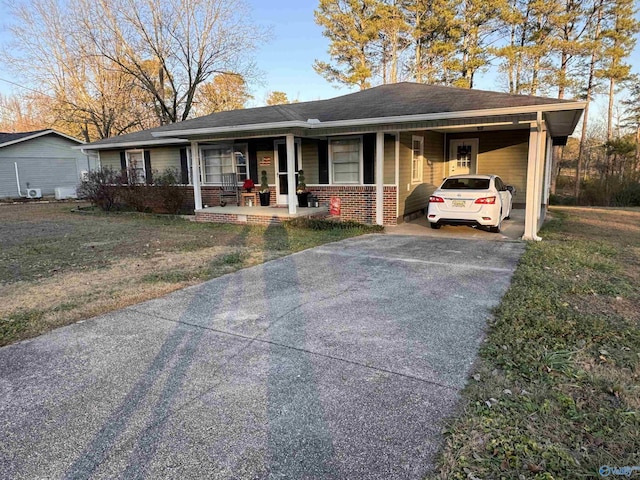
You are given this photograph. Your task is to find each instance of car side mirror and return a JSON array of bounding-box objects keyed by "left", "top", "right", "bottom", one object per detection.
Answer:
[{"left": 506, "top": 185, "right": 515, "bottom": 195}]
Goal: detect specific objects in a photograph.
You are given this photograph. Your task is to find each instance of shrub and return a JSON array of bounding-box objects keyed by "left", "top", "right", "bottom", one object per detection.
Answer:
[
  {"left": 614, "top": 181, "right": 640, "bottom": 207},
  {"left": 549, "top": 194, "right": 577, "bottom": 206},
  {"left": 154, "top": 168, "right": 188, "bottom": 214},
  {"left": 76, "top": 168, "right": 124, "bottom": 211}
]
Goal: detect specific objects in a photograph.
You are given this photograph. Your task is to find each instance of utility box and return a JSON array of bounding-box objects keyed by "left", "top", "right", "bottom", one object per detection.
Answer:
[{"left": 54, "top": 187, "right": 78, "bottom": 200}]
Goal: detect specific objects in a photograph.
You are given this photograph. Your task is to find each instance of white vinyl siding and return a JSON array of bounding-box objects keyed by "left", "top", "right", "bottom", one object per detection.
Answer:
[{"left": 330, "top": 137, "right": 362, "bottom": 184}]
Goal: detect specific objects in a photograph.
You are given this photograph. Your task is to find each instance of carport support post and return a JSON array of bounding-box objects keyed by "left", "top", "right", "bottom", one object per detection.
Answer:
[
  {"left": 523, "top": 112, "right": 544, "bottom": 241},
  {"left": 286, "top": 134, "right": 297, "bottom": 215},
  {"left": 190, "top": 141, "right": 202, "bottom": 210},
  {"left": 375, "top": 131, "right": 384, "bottom": 226}
]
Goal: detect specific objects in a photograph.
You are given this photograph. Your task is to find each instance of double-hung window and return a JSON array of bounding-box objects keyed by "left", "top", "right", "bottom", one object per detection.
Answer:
[
  {"left": 411, "top": 136, "right": 424, "bottom": 183},
  {"left": 126, "top": 150, "right": 146, "bottom": 183},
  {"left": 200, "top": 144, "right": 248, "bottom": 184},
  {"left": 330, "top": 137, "right": 361, "bottom": 184}
]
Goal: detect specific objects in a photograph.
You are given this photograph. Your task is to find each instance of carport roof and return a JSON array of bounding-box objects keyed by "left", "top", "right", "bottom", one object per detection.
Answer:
[{"left": 83, "top": 82, "right": 585, "bottom": 149}]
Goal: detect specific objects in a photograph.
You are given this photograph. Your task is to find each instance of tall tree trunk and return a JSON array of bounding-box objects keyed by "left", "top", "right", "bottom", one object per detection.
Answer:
[
  {"left": 607, "top": 77, "right": 615, "bottom": 140},
  {"left": 576, "top": 0, "right": 603, "bottom": 199},
  {"left": 415, "top": 40, "right": 422, "bottom": 82}
]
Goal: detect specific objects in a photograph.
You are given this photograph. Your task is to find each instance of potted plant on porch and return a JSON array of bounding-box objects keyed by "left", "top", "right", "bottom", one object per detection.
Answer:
[
  {"left": 243, "top": 178, "right": 255, "bottom": 192},
  {"left": 296, "top": 169, "right": 309, "bottom": 207},
  {"left": 259, "top": 170, "right": 270, "bottom": 206}
]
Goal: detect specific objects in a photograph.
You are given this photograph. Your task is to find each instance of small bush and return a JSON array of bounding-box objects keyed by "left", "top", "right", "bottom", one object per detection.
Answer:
[
  {"left": 76, "top": 168, "right": 125, "bottom": 211},
  {"left": 555, "top": 175, "right": 575, "bottom": 190},
  {"left": 549, "top": 194, "right": 577, "bottom": 206},
  {"left": 154, "top": 168, "right": 188, "bottom": 214},
  {"left": 614, "top": 181, "right": 640, "bottom": 207},
  {"left": 118, "top": 184, "right": 150, "bottom": 212}
]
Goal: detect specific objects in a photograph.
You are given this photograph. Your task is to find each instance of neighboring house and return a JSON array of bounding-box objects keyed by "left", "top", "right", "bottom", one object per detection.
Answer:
[
  {"left": 81, "top": 82, "right": 585, "bottom": 240},
  {"left": 0, "top": 129, "right": 94, "bottom": 199}
]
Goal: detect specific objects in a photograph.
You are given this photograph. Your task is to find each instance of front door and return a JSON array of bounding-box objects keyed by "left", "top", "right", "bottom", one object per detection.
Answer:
[
  {"left": 274, "top": 140, "right": 301, "bottom": 205},
  {"left": 449, "top": 139, "right": 478, "bottom": 176}
]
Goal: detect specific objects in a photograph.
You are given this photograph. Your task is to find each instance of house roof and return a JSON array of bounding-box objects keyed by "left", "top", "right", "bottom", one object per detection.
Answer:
[
  {"left": 83, "top": 82, "right": 585, "bottom": 149},
  {"left": 0, "top": 129, "right": 84, "bottom": 149}
]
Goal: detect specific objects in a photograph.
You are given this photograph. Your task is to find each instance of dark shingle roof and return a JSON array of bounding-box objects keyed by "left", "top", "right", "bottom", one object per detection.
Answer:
[
  {"left": 85, "top": 82, "right": 578, "bottom": 148},
  {"left": 0, "top": 130, "right": 49, "bottom": 145},
  {"left": 0, "top": 129, "right": 83, "bottom": 148}
]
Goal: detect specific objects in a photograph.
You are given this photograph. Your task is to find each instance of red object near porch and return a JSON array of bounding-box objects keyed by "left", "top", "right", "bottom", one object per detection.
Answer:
[{"left": 329, "top": 196, "right": 341, "bottom": 216}]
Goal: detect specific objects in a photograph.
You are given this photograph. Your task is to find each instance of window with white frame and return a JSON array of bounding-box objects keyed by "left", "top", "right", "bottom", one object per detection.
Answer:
[
  {"left": 330, "top": 137, "right": 361, "bottom": 184},
  {"left": 126, "top": 150, "right": 146, "bottom": 183},
  {"left": 411, "top": 136, "right": 424, "bottom": 183},
  {"left": 200, "top": 144, "right": 248, "bottom": 184}
]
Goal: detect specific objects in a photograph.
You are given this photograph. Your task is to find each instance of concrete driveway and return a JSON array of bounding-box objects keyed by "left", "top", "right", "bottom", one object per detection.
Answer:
[
  {"left": 0, "top": 235, "right": 524, "bottom": 479},
  {"left": 387, "top": 208, "right": 525, "bottom": 240}
]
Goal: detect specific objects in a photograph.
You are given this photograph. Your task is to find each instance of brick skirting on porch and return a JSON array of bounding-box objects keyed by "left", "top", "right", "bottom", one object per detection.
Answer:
[
  {"left": 308, "top": 185, "right": 397, "bottom": 226},
  {"left": 110, "top": 185, "right": 398, "bottom": 226}
]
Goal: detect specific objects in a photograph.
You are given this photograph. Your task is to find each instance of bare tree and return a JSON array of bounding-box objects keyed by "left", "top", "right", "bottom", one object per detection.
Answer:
[
  {"left": 79, "top": 0, "right": 266, "bottom": 125},
  {"left": 5, "top": 0, "right": 158, "bottom": 141}
]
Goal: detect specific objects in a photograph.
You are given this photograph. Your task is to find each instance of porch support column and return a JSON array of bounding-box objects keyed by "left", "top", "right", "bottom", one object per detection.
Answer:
[
  {"left": 523, "top": 112, "right": 544, "bottom": 241},
  {"left": 375, "top": 131, "right": 385, "bottom": 226},
  {"left": 190, "top": 141, "right": 202, "bottom": 210},
  {"left": 538, "top": 125, "right": 553, "bottom": 226},
  {"left": 286, "top": 134, "right": 297, "bottom": 215},
  {"left": 542, "top": 130, "right": 553, "bottom": 212}
]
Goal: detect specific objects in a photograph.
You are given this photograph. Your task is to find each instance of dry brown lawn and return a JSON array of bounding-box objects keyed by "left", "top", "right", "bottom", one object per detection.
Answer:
[{"left": 0, "top": 202, "right": 375, "bottom": 345}]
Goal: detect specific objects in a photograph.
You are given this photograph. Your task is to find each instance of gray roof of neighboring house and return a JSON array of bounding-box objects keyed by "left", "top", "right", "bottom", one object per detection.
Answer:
[
  {"left": 0, "top": 129, "right": 84, "bottom": 148},
  {"left": 84, "top": 82, "right": 581, "bottom": 149}
]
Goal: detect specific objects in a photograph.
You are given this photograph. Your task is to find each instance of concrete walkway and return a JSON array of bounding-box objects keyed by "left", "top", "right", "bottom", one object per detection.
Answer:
[{"left": 0, "top": 235, "right": 525, "bottom": 479}]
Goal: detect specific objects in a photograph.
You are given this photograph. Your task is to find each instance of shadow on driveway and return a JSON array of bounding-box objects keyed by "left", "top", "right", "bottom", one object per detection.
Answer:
[{"left": 0, "top": 233, "right": 525, "bottom": 479}]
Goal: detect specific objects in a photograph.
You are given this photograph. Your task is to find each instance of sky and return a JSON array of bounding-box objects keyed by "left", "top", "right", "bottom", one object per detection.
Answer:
[{"left": 0, "top": 0, "right": 638, "bottom": 112}]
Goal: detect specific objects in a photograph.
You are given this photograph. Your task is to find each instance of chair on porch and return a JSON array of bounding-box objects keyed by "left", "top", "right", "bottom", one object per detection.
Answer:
[{"left": 220, "top": 173, "right": 239, "bottom": 206}]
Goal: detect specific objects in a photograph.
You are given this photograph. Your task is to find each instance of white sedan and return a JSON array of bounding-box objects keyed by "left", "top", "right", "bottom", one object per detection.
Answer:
[{"left": 427, "top": 174, "right": 514, "bottom": 233}]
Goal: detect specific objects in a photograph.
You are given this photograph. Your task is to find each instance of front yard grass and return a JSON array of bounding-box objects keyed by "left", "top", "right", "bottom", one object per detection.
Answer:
[
  {"left": 433, "top": 206, "right": 640, "bottom": 479},
  {"left": 0, "top": 202, "right": 381, "bottom": 346}
]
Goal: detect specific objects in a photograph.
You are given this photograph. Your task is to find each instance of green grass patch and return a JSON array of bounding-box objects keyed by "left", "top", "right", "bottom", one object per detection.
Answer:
[
  {"left": 433, "top": 207, "right": 640, "bottom": 479},
  {"left": 284, "top": 217, "right": 384, "bottom": 232},
  {"left": 141, "top": 270, "right": 202, "bottom": 284},
  {"left": 1, "top": 310, "right": 45, "bottom": 345}
]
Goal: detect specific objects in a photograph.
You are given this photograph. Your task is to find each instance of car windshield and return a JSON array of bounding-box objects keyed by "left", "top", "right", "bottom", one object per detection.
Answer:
[{"left": 441, "top": 178, "right": 490, "bottom": 190}]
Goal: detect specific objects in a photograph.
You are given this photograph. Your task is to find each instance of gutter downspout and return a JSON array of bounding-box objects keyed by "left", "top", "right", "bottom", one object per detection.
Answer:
[{"left": 14, "top": 163, "right": 26, "bottom": 198}]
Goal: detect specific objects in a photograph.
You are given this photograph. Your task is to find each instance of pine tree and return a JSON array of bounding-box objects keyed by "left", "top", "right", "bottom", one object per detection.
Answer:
[
  {"left": 313, "top": 0, "right": 384, "bottom": 89},
  {"left": 575, "top": 0, "right": 606, "bottom": 198},
  {"left": 597, "top": 0, "right": 639, "bottom": 141},
  {"left": 454, "top": 0, "right": 506, "bottom": 88},
  {"left": 403, "top": 0, "right": 461, "bottom": 85}
]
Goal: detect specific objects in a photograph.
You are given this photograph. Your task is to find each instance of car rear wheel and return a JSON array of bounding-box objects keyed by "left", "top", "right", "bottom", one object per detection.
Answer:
[{"left": 430, "top": 222, "right": 441, "bottom": 229}]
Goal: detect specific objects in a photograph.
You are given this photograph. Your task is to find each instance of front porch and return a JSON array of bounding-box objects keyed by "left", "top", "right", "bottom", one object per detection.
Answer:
[{"left": 194, "top": 204, "right": 329, "bottom": 225}]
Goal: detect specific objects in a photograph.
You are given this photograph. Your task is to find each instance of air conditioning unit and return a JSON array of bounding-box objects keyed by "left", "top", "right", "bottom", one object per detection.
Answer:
[
  {"left": 55, "top": 187, "right": 78, "bottom": 200},
  {"left": 26, "top": 188, "right": 42, "bottom": 199}
]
